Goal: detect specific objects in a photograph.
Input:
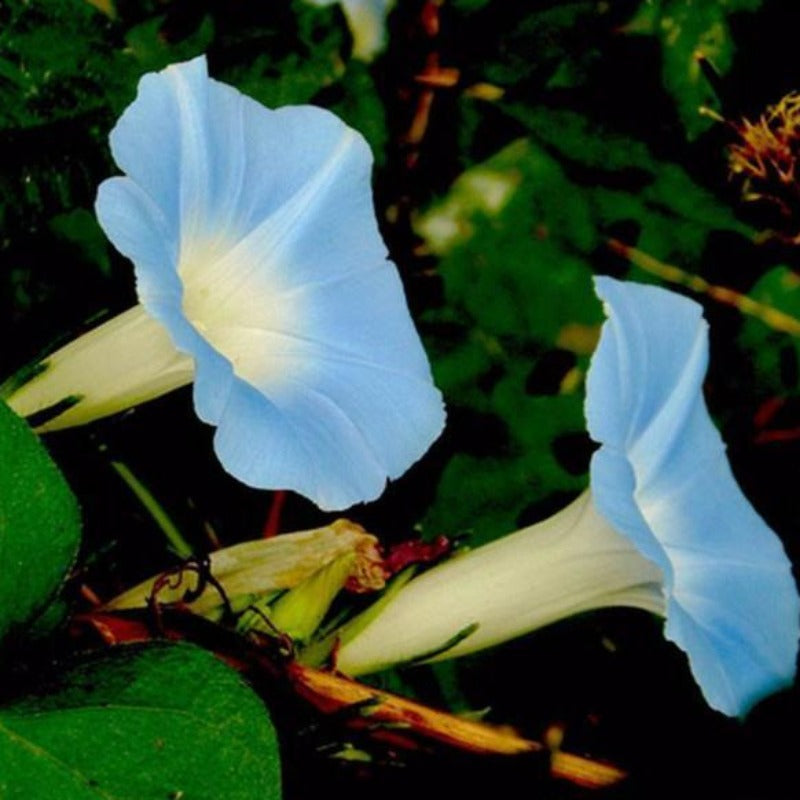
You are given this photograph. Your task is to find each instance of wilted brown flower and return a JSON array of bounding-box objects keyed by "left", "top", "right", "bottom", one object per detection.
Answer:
[{"left": 729, "top": 92, "right": 800, "bottom": 239}]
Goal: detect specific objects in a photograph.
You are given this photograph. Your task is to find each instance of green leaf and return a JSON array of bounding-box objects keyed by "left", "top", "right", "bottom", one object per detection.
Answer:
[
  {"left": 326, "top": 62, "right": 388, "bottom": 162},
  {"left": 0, "top": 642, "right": 282, "bottom": 800},
  {"left": 0, "top": 0, "right": 123, "bottom": 132},
  {"left": 508, "top": 106, "right": 753, "bottom": 252},
  {"left": 218, "top": 1, "right": 346, "bottom": 109},
  {"left": 0, "top": 1, "right": 137, "bottom": 235},
  {"left": 467, "top": 2, "right": 605, "bottom": 90},
  {"left": 48, "top": 209, "right": 111, "bottom": 278},
  {"left": 625, "top": 0, "right": 763, "bottom": 138},
  {"left": 418, "top": 138, "right": 601, "bottom": 332},
  {"left": 738, "top": 266, "right": 800, "bottom": 395},
  {"left": 0, "top": 400, "right": 80, "bottom": 649},
  {"left": 449, "top": 0, "right": 492, "bottom": 11},
  {"left": 125, "top": 14, "right": 214, "bottom": 72}
]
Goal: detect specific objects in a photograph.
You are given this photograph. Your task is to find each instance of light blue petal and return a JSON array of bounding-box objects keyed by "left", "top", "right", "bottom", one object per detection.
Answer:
[
  {"left": 587, "top": 276, "right": 799, "bottom": 717},
  {"left": 95, "top": 178, "right": 180, "bottom": 303},
  {"left": 96, "top": 177, "right": 236, "bottom": 425},
  {"left": 95, "top": 56, "right": 444, "bottom": 508},
  {"left": 212, "top": 326, "right": 445, "bottom": 509}
]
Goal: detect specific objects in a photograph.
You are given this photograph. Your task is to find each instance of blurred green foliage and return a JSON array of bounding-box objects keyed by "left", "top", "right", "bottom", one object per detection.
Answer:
[
  {"left": 626, "top": 0, "right": 763, "bottom": 138},
  {"left": 739, "top": 266, "right": 800, "bottom": 395}
]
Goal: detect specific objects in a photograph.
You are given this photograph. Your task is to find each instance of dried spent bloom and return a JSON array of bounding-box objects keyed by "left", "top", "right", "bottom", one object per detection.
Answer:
[
  {"left": 729, "top": 91, "right": 800, "bottom": 238},
  {"left": 5, "top": 56, "right": 445, "bottom": 511},
  {"left": 105, "top": 519, "right": 383, "bottom": 615},
  {"left": 337, "top": 278, "right": 800, "bottom": 718},
  {"left": 306, "top": 0, "right": 396, "bottom": 61}
]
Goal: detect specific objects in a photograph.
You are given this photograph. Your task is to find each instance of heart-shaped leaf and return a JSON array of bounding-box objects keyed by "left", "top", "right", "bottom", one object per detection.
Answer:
[{"left": 0, "top": 642, "right": 282, "bottom": 799}]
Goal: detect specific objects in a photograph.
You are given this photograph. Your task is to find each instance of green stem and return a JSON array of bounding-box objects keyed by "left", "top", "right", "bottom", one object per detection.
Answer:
[
  {"left": 299, "top": 567, "right": 418, "bottom": 667},
  {"left": 110, "top": 460, "right": 193, "bottom": 559}
]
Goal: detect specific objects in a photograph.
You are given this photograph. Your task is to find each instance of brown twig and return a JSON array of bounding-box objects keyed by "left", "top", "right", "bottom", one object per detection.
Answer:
[{"left": 288, "top": 662, "right": 627, "bottom": 788}]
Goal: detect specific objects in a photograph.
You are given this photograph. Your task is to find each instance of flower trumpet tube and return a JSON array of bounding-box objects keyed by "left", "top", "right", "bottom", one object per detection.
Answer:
[
  {"left": 335, "top": 490, "right": 665, "bottom": 672},
  {"left": 337, "top": 277, "right": 800, "bottom": 718},
  {"left": 4, "top": 56, "right": 445, "bottom": 511}
]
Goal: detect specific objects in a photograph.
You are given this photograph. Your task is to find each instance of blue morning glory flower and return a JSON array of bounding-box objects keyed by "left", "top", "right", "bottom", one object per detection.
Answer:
[
  {"left": 336, "top": 278, "right": 799, "bottom": 717},
  {"left": 6, "top": 56, "right": 445, "bottom": 511},
  {"left": 587, "top": 276, "right": 798, "bottom": 716}
]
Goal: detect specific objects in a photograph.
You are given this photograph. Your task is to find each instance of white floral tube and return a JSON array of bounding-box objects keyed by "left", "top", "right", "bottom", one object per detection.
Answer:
[
  {"left": 336, "top": 489, "right": 665, "bottom": 673},
  {"left": 6, "top": 305, "right": 193, "bottom": 431}
]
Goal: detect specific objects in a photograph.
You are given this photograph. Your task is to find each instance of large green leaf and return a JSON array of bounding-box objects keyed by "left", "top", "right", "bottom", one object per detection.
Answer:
[
  {"left": 0, "top": 400, "right": 80, "bottom": 648},
  {"left": 0, "top": 642, "right": 281, "bottom": 799}
]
